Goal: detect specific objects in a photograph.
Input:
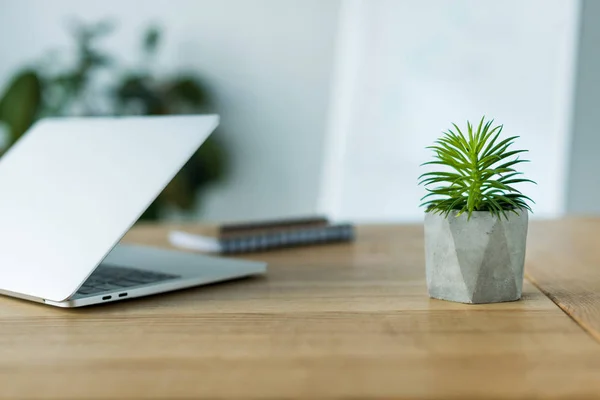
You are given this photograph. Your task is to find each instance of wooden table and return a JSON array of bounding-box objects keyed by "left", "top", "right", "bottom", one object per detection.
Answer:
[{"left": 1, "top": 219, "right": 600, "bottom": 399}]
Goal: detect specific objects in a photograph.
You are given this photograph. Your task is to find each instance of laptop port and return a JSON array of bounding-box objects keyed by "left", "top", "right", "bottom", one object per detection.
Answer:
[
  {"left": 118, "top": 293, "right": 128, "bottom": 298},
  {"left": 102, "top": 295, "right": 112, "bottom": 300}
]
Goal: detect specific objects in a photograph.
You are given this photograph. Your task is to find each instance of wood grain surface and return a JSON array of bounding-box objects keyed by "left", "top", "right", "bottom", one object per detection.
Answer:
[
  {"left": 0, "top": 222, "right": 599, "bottom": 399},
  {"left": 526, "top": 217, "right": 600, "bottom": 342}
]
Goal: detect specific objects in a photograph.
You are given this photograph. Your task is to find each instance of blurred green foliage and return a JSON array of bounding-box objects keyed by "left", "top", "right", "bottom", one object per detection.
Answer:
[{"left": 0, "top": 20, "right": 227, "bottom": 220}]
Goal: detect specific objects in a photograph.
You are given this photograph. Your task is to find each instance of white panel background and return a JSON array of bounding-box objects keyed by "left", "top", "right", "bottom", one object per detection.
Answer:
[{"left": 320, "top": 0, "right": 580, "bottom": 222}]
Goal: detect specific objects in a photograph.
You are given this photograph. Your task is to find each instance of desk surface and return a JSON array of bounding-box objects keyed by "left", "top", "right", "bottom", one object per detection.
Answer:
[{"left": 1, "top": 221, "right": 600, "bottom": 399}]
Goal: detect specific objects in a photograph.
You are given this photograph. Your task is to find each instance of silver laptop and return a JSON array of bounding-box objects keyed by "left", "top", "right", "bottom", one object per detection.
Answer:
[{"left": 0, "top": 114, "right": 266, "bottom": 308}]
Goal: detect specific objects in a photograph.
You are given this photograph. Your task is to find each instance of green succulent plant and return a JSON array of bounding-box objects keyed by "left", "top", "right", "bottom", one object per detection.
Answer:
[{"left": 418, "top": 117, "right": 535, "bottom": 220}]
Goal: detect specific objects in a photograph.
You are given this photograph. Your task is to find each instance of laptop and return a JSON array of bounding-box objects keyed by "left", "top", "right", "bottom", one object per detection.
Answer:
[{"left": 0, "top": 114, "right": 266, "bottom": 308}]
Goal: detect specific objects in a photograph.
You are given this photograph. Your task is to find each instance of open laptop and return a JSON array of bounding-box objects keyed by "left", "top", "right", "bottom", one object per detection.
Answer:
[{"left": 0, "top": 114, "right": 266, "bottom": 308}]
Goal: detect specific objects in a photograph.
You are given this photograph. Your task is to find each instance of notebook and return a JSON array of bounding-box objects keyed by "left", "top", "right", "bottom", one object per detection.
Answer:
[
  {"left": 219, "top": 216, "right": 329, "bottom": 237},
  {"left": 169, "top": 217, "right": 355, "bottom": 254}
]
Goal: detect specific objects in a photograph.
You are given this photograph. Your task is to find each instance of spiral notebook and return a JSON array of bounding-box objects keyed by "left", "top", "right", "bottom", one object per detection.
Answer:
[
  {"left": 218, "top": 215, "right": 329, "bottom": 237},
  {"left": 169, "top": 218, "right": 354, "bottom": 255}
]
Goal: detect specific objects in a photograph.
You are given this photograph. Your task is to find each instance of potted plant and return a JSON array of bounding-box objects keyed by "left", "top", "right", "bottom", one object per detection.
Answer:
[{"left": 418, "top": 117, "right": 535, "bottom": 304}]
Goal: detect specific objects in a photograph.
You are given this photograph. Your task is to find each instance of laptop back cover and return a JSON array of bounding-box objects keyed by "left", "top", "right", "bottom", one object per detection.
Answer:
[{"left": 0, "top": 115, "right": 218, "bottom": 301}]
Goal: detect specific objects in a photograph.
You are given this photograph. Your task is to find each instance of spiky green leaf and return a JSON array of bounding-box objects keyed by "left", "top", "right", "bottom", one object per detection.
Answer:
[{"left": 418, "top": 117, "right": 535, "bottom": 220}]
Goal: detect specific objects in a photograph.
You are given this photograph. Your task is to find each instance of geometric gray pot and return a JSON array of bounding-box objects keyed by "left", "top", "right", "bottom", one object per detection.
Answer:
[{"left": 424, "top": 209, "right": 528, "bottom": 304}]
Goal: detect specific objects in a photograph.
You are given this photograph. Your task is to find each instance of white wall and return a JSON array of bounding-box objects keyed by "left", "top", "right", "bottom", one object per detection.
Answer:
[
  {"left": 566, "top": 0, "right": 600, "bottom": 215},
  {"left": 0, "top": 0, "right": 583, "bottom": 223},
  {"left": 0, "top": 0, "right": 341, "bottom": 222},
  {"left": 320, "top": 0, "right": 580, "bottom": 222}
]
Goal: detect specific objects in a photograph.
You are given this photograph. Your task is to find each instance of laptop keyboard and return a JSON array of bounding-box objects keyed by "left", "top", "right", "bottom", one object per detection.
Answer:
[{"left": 76, "top": 265, "right": 180, "bottom": 296}]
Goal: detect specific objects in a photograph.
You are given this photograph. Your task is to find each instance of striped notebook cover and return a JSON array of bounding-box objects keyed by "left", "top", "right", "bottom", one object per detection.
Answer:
[
  {"left": 169, "top": 224, "right": 355, "bottom": 255},
  {"left": 219, "top": 216, "right": 329, "bottom": 237}
]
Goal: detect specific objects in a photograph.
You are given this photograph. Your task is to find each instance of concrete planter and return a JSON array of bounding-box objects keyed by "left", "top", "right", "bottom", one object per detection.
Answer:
[{"left": 424, "top": 209, "right": 528, "bottom": 304}]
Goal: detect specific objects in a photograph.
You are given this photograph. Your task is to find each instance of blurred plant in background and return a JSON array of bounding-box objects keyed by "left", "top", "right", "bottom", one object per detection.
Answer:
[{"left": 0, "top": 20, "right": 227, "bottom": 220}]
